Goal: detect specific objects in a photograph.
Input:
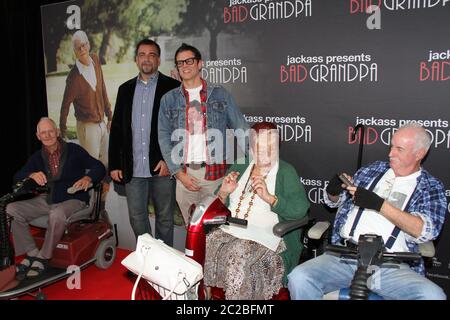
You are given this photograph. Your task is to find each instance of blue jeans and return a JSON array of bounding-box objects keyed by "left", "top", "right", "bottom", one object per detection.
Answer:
[
  {"left": 287, "top": 253, "right": 446, "bottom": 300},
  {"left": 125, "top": 176, "right": 176, "bottom": 246}
]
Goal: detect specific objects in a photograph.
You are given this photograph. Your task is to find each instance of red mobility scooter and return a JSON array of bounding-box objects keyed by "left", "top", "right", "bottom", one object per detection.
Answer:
[{"left": 0, "top": 178, "right": 116, "bottom": 300}]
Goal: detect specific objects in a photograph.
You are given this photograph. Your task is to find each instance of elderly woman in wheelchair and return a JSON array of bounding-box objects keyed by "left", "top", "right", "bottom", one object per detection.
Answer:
[{"left": 202, "top": 122, "right": 310, "bottom": 300}]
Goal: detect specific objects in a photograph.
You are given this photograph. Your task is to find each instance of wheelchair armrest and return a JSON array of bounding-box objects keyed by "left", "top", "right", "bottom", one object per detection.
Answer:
[
  {"left": 307, "top": 221, "right": 331, "bottom": 240},
  {"left": 273, "top": 217, "right": 309, "bottom": 237},
  {"left": 419, "top": 241, "right": 435, "bottom": 258}
]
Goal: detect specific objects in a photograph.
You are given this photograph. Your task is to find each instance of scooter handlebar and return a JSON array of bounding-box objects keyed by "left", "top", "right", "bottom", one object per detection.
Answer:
[
  {"left": 326, "top": 244, "right": 422, "bottom": 263},
  {"left": 227, "top": 216, "right": 248, "bottom": 226},
  {"left": 383, "top": 252, "right": 421, "bottom": 262},
  {"left": 326, "top": 244, "right": 357, "bottom": 255}
]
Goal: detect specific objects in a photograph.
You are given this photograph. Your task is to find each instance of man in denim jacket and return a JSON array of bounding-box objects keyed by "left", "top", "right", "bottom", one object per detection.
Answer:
[{"left": 158, "top": 43, "right": 249, "bottom": 225}]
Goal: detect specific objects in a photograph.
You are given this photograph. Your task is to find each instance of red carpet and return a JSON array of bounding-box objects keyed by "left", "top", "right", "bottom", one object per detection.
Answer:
[
  {"left": 14, "top": 248, "right": 288, "bottom": 300},
  {"left": 19, "top": 248, "right": 135, "bottom": 300}
]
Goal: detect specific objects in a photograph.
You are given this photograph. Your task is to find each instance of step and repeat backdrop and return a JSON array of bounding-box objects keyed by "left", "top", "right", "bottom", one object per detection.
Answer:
[{"left": 41, "top": 0, "right": 450, "bottom": 295}]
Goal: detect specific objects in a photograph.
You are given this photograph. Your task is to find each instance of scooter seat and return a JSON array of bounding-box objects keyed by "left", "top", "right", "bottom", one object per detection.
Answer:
[
  {"left": 29, "top": 204, "right": 91, "bottom": 228},
  {"left": 30, "top": 189, "right": 95, "bottom": 228}
]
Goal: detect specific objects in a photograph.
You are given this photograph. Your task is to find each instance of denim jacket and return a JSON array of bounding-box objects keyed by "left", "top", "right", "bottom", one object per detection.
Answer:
[{"left": 158, "top": 82, "right": 249, "bottom": 176}]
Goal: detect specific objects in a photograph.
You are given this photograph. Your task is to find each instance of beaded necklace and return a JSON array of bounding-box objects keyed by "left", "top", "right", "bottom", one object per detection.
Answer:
[{"left": 234, "top": 164, "right": 267, "bottom": 219}]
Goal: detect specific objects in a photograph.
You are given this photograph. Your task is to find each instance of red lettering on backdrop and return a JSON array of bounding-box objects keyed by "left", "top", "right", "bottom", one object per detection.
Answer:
[
  {"left": 224, "top": 6, "right": 248, "bottom": 24},
  {"left": 420, "top": 61, "right": 450, "bottom": 81},
  {"left": 420, "top": 61, "right": 429, "bottom": 81},
  {"left": 348, "top": 126, "right": 378, "bottom": 145},
  {"left": 443, "top": 61, "right": 450, "bottom": 81},
  {"left": 365, "top": 127, "right": 378, "bottom": 144},
  {"left": 280, "top": 64, "right": 308, "bottom": 83},
  {"left": 350, "top": 0, "right": 382, "bottom": 14}
]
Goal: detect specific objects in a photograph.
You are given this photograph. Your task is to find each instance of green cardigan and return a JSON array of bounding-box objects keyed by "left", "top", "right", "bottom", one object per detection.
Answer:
[{"left": 221, "top": 160, "right": 310, "bottom": 285}]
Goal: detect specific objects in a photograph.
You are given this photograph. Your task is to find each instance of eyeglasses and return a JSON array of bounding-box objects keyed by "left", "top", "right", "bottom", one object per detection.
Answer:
[
  {"left": 74, "top": 42, "right": 89, "bottom": 52},
  {"left": 175, "top": 57, "right": 197, "bottom": 67}
]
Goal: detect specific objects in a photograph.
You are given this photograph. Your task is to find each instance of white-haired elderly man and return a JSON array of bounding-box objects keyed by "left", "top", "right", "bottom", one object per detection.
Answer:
[
  {"left": 7, "top": 118, "right": 105, "bottom": 279},
  {"left": 59, "top": 30, "right": 112, "bottom": 167},
  {"left": 288, "top": 123, "right": 447, "bottom": 300}
]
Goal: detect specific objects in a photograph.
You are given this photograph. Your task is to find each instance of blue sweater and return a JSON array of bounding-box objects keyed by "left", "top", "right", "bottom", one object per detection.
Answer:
[{"left": 14, "top": 142, "right": 105, "bottom": 204}]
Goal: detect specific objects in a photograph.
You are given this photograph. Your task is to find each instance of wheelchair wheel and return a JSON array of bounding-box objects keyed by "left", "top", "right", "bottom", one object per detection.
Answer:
[{"left": 95, "top": 237, "right": 116, "bottom": 269}]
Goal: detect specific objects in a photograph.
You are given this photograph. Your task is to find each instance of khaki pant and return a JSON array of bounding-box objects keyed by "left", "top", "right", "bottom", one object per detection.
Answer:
[
  {"left": 76, "top": 120, "right": 109, "bottom": 167},
  {"left": 7, "top": 194, "right": 85, "bottom": 259},
  {"left": 176, "top": 167, "right": 223, "bottom": 226}
]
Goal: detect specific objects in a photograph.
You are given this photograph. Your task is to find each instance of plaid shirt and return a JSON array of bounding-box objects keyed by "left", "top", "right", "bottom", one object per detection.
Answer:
[
  {"left": 324, "top": 161, "right": 447, "bottom": 275},
  {"left": 45, "top": 141, "right": 62, "bottom": 177},
  {"left": 181, "top": 78, "right": 228, "bottom": 181}
]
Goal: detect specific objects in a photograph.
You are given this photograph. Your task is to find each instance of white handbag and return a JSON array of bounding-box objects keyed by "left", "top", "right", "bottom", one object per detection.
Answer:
[{"left": 121, "top": 233, "right": 203, "bottom": 300}]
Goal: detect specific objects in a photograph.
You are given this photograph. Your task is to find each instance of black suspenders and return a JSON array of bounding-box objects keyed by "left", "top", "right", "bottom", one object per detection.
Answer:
[{"left": 348, "top": 168, "right": 419, "bottom": 249}]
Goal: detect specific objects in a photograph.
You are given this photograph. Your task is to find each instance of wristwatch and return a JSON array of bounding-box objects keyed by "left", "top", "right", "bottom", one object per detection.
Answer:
[{"left": 271, "top": 195, "right": 278, "bottom": 207}]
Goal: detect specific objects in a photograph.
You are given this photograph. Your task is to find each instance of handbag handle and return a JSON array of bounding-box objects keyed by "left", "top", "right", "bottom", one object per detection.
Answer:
[
  {"left": 131, "top": 246, "right": 151, "bottom": 300},
  {"left": 161, "top": 272, "right": 188, "bottom": 300}
]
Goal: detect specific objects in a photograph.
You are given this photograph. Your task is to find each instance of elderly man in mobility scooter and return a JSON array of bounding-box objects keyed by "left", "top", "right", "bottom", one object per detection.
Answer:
[
  {"left": 288, "top": 124, "right": 447, "bottom": 300},
  {"left": 6, "top": 117, "right": 106, "bottom": 281}
]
